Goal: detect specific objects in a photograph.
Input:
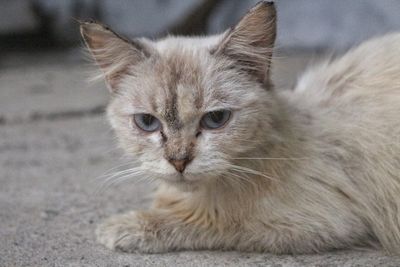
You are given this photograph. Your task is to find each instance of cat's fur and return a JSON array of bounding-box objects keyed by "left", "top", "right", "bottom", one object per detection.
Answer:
[{"left": 81, "top": 1, "right": 400, "bottom": 254}]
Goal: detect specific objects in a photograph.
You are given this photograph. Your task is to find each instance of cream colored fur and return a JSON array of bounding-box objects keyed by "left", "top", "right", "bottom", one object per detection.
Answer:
[{"left": 81, "top": 2, "right": 400, "bottom": 254}]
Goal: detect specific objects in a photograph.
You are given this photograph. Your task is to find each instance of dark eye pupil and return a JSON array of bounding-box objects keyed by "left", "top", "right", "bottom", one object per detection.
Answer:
[
  {"left": 133, "top": 113, "right": 160, "bottom": 132},
  {"left": 142, "top": 114, "right": 154, "bottom": 126},
  {"left": 200, "top": 109, "right": 231, "bottom": 130},
  {"left": 210, "top": 111, "right": 224, "bottom": 122}
]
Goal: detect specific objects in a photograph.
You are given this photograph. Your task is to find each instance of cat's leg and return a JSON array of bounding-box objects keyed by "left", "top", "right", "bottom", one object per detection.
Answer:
[
  {"left": 95, "top": 204, "right": 368, "bottom": 254},
  {"left": 96, "top": 208, "right": 239, "bottom": 253}
]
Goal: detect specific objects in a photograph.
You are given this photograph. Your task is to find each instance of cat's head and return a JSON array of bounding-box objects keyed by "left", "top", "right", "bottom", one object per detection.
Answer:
[{"left": 81, "top": 2, "right": 277, "bottom": 190}]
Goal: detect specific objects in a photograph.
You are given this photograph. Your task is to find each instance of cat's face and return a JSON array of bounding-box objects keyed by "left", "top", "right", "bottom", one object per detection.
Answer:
[
  {"left": 107, "top": 43, "right": 276, "bottom": 187},
  {"left": 81, "top": 2, "right": 277, "bottom": 189}
]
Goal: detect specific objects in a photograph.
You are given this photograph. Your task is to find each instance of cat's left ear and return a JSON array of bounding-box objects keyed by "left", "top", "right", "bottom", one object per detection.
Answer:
[
  {"left": 214, "top": 1, "right": 276, "bottom": 87},
  {"left": 80, "top": 21, "right": 152, "bottom": 92}
]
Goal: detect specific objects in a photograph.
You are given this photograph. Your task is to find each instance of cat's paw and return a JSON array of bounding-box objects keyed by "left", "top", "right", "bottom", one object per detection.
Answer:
[{"left": 96, "top": 211, "right": 166, "bottom": 253}]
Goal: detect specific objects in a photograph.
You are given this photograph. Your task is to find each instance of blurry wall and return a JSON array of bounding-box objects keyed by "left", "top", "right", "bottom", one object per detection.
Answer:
[{"left": 2, "top": 0, "right": 400, "bottom": 51}]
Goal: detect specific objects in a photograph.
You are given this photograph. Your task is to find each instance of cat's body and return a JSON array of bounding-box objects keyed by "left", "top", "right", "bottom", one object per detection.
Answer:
[{"left": 81, "top": 2, "right": 400, "bottom": 254}]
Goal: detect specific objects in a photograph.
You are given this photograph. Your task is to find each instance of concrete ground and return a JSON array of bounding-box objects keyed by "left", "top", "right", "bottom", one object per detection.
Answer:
[{"left": 1, "top": 50, "right": 400, "bottom": 267}]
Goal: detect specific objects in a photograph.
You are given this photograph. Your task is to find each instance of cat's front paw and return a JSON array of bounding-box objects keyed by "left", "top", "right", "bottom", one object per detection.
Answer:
[{"left": 96, "top": 211, "right": 166, "bottom": 253}]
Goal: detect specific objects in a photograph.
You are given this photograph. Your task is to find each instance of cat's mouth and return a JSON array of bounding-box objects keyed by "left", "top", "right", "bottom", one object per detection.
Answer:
[
  {"left": 170, "top": 172, "right": 193, "bottom": 183},
  {"left": 163, "top": 172, "right": 202, "bottom": 187},
  {"left": 174, "top": 173, "right": 186, "bottom": 182},
  {"left": 165, "top": 173, "right": 202, "bottom": 191}
]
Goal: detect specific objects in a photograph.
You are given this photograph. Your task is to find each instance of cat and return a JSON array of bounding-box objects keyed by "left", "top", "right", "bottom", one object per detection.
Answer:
[{"left": 81, "top": 1, "right": 400, "bottom": 254}]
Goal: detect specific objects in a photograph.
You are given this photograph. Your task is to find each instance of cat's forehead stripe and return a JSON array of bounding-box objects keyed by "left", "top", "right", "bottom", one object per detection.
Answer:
[
  {"left": 164, "top": 87, "right": 183, "bottom": 130},
  {"left": 157, "top": 50, "right": 205, "bottom": 129},
  {"left": 154, "top": 58, "right": 181, "bottom": 130}
]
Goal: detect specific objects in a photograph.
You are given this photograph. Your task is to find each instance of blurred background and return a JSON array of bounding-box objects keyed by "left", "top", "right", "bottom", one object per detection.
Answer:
[
  {"left": 2, "top": 1, "right": 400, "bottom": 266},
  {"left": 3, "top": 0, "right": 400, "bottom": 54},
  {"left": 2, "top": 0, "right": 400, "bottom": 123}
]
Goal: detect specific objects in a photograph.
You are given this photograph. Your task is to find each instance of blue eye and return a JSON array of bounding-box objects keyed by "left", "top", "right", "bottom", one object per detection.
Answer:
[
  {"left": 133, "top": 113, "right": 161, "bottom": 132},
  {"left": 201, "top": 110, "right": 231, "bottom": 130}
]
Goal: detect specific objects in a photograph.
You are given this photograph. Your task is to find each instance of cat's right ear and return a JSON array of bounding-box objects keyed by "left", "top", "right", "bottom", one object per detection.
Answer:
[
  {"left": 213, "top": 1, "right": 276, "bottom": 87},
  {"left": 80, "top": 22, "right": 151, "bottom": 92}
]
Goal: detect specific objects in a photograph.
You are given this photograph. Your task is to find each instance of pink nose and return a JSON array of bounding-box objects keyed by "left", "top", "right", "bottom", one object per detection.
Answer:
[{"left": 169, "top": 158, "right": 191, "bottom": 173}]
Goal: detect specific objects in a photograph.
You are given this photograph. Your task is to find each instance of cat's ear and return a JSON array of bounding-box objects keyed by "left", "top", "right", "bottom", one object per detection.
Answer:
[
  {"left": 214, "top": 1, "right": 276, "bottom": 86},
  {"left": 80, "top": 22, "right": 151, "bottom": 92}
]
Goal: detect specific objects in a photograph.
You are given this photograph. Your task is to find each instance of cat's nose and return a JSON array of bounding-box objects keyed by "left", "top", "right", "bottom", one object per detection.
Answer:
[{"left": 168, "top": 158, "right": 191, "bottom": 173}]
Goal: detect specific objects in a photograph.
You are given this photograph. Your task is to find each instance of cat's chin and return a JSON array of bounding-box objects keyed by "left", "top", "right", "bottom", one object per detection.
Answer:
[
  {"left": 168, "top": 180, "right": 199, "bottom": 192},
  {"left": 162, "top": 173, "right": 205, "bottom": 192}
]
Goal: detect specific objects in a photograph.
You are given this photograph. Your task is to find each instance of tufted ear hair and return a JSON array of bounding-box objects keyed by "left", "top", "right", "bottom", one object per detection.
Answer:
[
  {"left": 80, "top": 21, "right": 152, "bottom": 92},
  {"left": 214, "top": 1, "right": 277, "bottom": 87}
]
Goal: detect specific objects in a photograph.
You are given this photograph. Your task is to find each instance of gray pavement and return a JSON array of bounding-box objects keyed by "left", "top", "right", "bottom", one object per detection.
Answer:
[{"left": 1, "top": 52, "right": 400, "bottom": 266}]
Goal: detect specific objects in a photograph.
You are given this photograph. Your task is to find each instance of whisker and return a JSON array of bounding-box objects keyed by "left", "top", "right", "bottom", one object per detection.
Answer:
[
  {"left": 231, "top": 157, "right": 309, "bottom": 160},
  {"left": 226, "top": 163, "right": 279, "bottom": 182},
  {"left": 94, "top": 162, "right": 137, "bottom": 180},
  {"left": 98, "top": 167, "right": 141, "bottom": 185},
  {"left": 95, "top": 167, "right": 144, "bottom": 192},
  {"left": 225, "top": 170, "right": 258, "bottom": 188},
  {"left": 105, "top": 171, "right": 145, "bottom": 187}
]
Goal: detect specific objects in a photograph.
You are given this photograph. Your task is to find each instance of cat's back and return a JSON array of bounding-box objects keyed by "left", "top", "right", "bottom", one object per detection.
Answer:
[
  {"left": 285, "top": 32, "right": 400, "bottom": 203},
  {"left": 295, "top": 33, "right": 400, "bottom": 101},
  {"left": 286, "top": 33, "right": 400, "bottom": 253},
  {"left": 291, "top": 32, "right": 400, "bottom": 133}
]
